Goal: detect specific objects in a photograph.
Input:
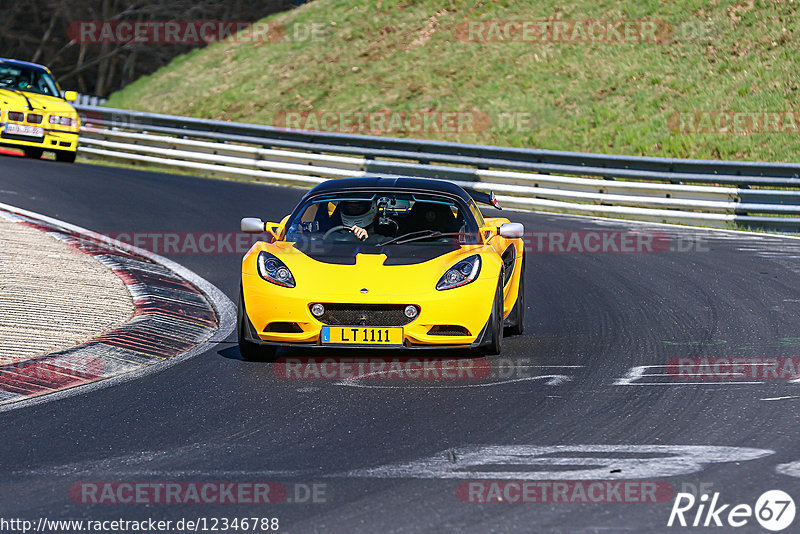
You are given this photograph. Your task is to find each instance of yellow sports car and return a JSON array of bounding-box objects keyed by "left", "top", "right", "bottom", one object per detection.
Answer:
[
  {"left": 238, "top": 177, "right": 526, "bottom": 358},
  {"left": 0, "top": 58, "right": 80, "bottom": 162}
]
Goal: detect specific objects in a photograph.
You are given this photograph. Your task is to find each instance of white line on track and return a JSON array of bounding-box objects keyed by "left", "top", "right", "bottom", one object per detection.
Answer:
[
  {"left": 613, "top": 365, "right": 765, "bottom": 386},
  {"left": 334, "top": 374, "right": 573, "bottom": 389}
]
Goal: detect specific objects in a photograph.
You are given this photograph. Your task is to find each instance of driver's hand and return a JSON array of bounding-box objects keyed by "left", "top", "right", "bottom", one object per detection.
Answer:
[{"left": 350, "top": 225, "right": 368, "bottom": 240}]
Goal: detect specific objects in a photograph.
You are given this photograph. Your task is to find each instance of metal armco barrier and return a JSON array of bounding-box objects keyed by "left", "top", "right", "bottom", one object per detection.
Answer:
[
  {"left": 74, "top": 105, "right": 800, "bottom": 233},
  {"left": 73, "top": 94, "right": 107, "bottom": 106}
]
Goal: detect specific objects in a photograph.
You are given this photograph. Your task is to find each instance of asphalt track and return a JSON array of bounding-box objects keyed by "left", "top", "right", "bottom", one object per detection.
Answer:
[{"left": 2, "top": 156, "right": 800, "bottom": 533}]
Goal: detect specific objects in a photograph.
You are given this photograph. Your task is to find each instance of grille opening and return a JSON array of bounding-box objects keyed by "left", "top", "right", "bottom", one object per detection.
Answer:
[
  {"left": 428, "top": 325, "right": 470, "bottom": 336},
  {"left": 8, "top": 112, "right": 23, "bottom": 121},
  {"left": 315, "top": 303, "right": 417, "bottom": 326},
  {"left": 26, "top": 114, "right": 43, "bottom": 124},
  {"left": 264, "top": 322, "right": 303, "bottom": 333}
]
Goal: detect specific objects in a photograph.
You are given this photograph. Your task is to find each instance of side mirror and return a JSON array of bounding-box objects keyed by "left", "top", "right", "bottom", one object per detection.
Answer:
[
  {"left": 498, "top": 222, "right": 524, "bottom": 239},
  {"left": 241, "top": 218, "right": 266, "bottom": 233},
  {"left": 63, "top": 90, "right": 78, "bottom": 102},
  {"left": 242, "top": 218, "right": 282, "bottom": 240}
]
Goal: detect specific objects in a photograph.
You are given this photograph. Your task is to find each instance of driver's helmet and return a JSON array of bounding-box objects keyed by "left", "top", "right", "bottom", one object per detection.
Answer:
[{"left": 339, "top": 199, "right": 377, "bottom": 228}]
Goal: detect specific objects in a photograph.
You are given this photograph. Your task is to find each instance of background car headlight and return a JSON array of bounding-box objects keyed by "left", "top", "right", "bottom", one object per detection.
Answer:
[
  {"left": 257, "top": 251, "right": 296, "bottom": 288},
  {"left": 48, "top": 115, "right": 74, "bottom": 126},
  {"left": 436, "top": 255, "right": 481, "bottom": 290}
]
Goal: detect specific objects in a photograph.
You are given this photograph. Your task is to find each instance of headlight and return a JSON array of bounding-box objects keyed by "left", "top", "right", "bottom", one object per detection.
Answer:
[
  {"left": 436, "top": 255, "right": 481, "bottom": 291},
  {"left": 257, "top": 251, "right": 296, "bottom": 288},
  {"left": 49, "top": 115, "right": 74, "bottom": 126}
]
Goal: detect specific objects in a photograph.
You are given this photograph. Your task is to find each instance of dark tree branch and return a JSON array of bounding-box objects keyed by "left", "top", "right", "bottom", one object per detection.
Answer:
[{"left": 1, "top": 0, "right": 302, "bottom": 96}]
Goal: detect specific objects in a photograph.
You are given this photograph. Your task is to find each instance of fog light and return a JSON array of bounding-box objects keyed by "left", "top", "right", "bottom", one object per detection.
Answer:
[
  {"left": 311, "top": 303, "right": 325, "bottom": 317},
  {"left": 404, "top": 305, "right": 418, "bottom": 319}
]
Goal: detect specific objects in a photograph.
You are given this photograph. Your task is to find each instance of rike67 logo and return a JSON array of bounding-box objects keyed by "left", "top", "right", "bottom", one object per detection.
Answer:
[{"left": 668, "top": 490, "right": 796, "bottom": 531}]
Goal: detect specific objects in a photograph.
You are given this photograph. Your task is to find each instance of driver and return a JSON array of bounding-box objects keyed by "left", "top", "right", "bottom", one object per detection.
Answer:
[{"left": 339, "top": 199, "right": 377, "bottom": 241}]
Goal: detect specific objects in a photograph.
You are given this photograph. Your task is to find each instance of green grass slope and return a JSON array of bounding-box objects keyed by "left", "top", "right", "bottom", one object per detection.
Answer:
[{"left": 106, "top": 0, "right": 800, "bottom": 162}]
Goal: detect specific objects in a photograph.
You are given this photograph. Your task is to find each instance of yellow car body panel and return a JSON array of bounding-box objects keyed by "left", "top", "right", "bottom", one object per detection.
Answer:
[
  {"left": 0, "top": 62, "right": 80, "bottom": 156},
  {"left": 238, "top": 177, "right": 525, "bottom": 352},
  {"left": 242, "top": 242, "right": 506, "bottom": 346},
  {"left": 484, "top": 216, "right": 524, "bottom": 318}
]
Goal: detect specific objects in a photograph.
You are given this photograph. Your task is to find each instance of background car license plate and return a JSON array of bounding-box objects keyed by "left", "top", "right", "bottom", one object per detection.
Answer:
[
  {"left": 321, "top": 326, "right": 403, "bottom": 345},
  {"left": 5, "top": 123, "right": 44, "bottom": 137}
]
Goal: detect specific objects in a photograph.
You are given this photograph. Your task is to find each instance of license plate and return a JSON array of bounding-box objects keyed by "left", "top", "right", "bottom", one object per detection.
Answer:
[
  {"left": 5, "top": 123, "right": 44, "bottom": 137},
  {"left": 321, "top": 326, "right": 403, "bottom": 346}
]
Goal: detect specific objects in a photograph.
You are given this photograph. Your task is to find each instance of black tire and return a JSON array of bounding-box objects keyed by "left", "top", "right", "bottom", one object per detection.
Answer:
[
  {"left": 505, "top": 258, "right": 526, "bottom": 336},
  {"left": 55, "top": 150, "right": 77, "bottom": 163},
  {"left": 483, "top": 279, "right": 504, "bottom": 355},
  {"left": 237, "top": 286, "right": 276, "bottom": 361},
  {"left": 23, "top": 147, "right": 43, "bottom": 159}
]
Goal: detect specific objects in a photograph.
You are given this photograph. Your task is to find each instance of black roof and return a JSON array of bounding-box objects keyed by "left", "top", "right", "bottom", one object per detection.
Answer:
[
  {"left": 0, "top": 58, "right": 48, "bottom": 72},
  {"left": 304, "top": 176, "right": 474, "bottom": 204}
]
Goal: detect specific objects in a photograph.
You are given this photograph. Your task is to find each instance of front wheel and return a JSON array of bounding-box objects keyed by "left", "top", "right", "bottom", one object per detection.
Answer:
[
  {"left": 237, "top": 286, "right": 277, "bottom": 361},
  {"left": 505, "top": 257, "right": 525, "bottom": 336},
  {"left": 238, "top": 323, "right": 272, "bottom": 360},
  {"left": 483, "top": 279, "right": 504, "bottom": 355},
  {"left": 55, "top": 150, "right": 77, "bottom": 163},
  {"left": 23, "top": 147, "right": 43, "bottom": 159},
  {"left": 238, "top": 335, "right": 274, "bottom": 361}
]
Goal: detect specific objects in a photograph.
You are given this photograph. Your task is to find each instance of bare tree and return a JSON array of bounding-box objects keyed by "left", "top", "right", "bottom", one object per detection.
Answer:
[{"left": 0, "top": 0, "right": 304, "bottom": 96}]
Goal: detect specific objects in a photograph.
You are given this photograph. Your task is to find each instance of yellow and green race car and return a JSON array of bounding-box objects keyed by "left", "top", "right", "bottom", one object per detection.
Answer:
[
  {"left": 0, "top": 58, "right": 80, "bottom": 162},
  {"left": 238, "top": 176, "right": 526, "bottom": 358}
]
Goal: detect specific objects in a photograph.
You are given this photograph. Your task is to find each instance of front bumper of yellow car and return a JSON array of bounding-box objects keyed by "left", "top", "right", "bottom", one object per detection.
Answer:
[
  {"left": 240, "top": 272, "right": 497, "bottom": 349},
  {"left": 0, "top": 122, "right": 79, "bottom": 154}
]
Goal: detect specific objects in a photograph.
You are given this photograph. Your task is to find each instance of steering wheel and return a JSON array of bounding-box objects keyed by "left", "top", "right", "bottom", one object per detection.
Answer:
[{"left": 323, "top": 225, "right": 355, "bottom": 241}]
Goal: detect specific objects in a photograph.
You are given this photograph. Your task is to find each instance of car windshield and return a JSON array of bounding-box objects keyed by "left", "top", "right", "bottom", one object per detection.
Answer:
[
  {"left": 0, "top": 63, "right": 61, "bottom": 97},
  {"left": 285, "top": 191, "right": 480, "bottom": 246}
]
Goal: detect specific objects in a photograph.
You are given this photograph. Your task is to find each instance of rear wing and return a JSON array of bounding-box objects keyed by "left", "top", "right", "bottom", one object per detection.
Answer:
[{"left": 465, "top": 188, "right": 502, "bottom": 210}]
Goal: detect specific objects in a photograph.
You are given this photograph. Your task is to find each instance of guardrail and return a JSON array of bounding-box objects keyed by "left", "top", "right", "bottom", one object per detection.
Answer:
[
  {"left": 74, "top": 105, "right": 800, "bottom": 233},
  {"left": 73, "top": 93, "right": 107, "bottom": 106}
]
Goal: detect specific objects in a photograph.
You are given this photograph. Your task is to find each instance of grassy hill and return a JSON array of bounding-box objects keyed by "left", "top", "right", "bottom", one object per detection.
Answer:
[{"left": 105, "top": 0, "right": 800, "bottom": 162}]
